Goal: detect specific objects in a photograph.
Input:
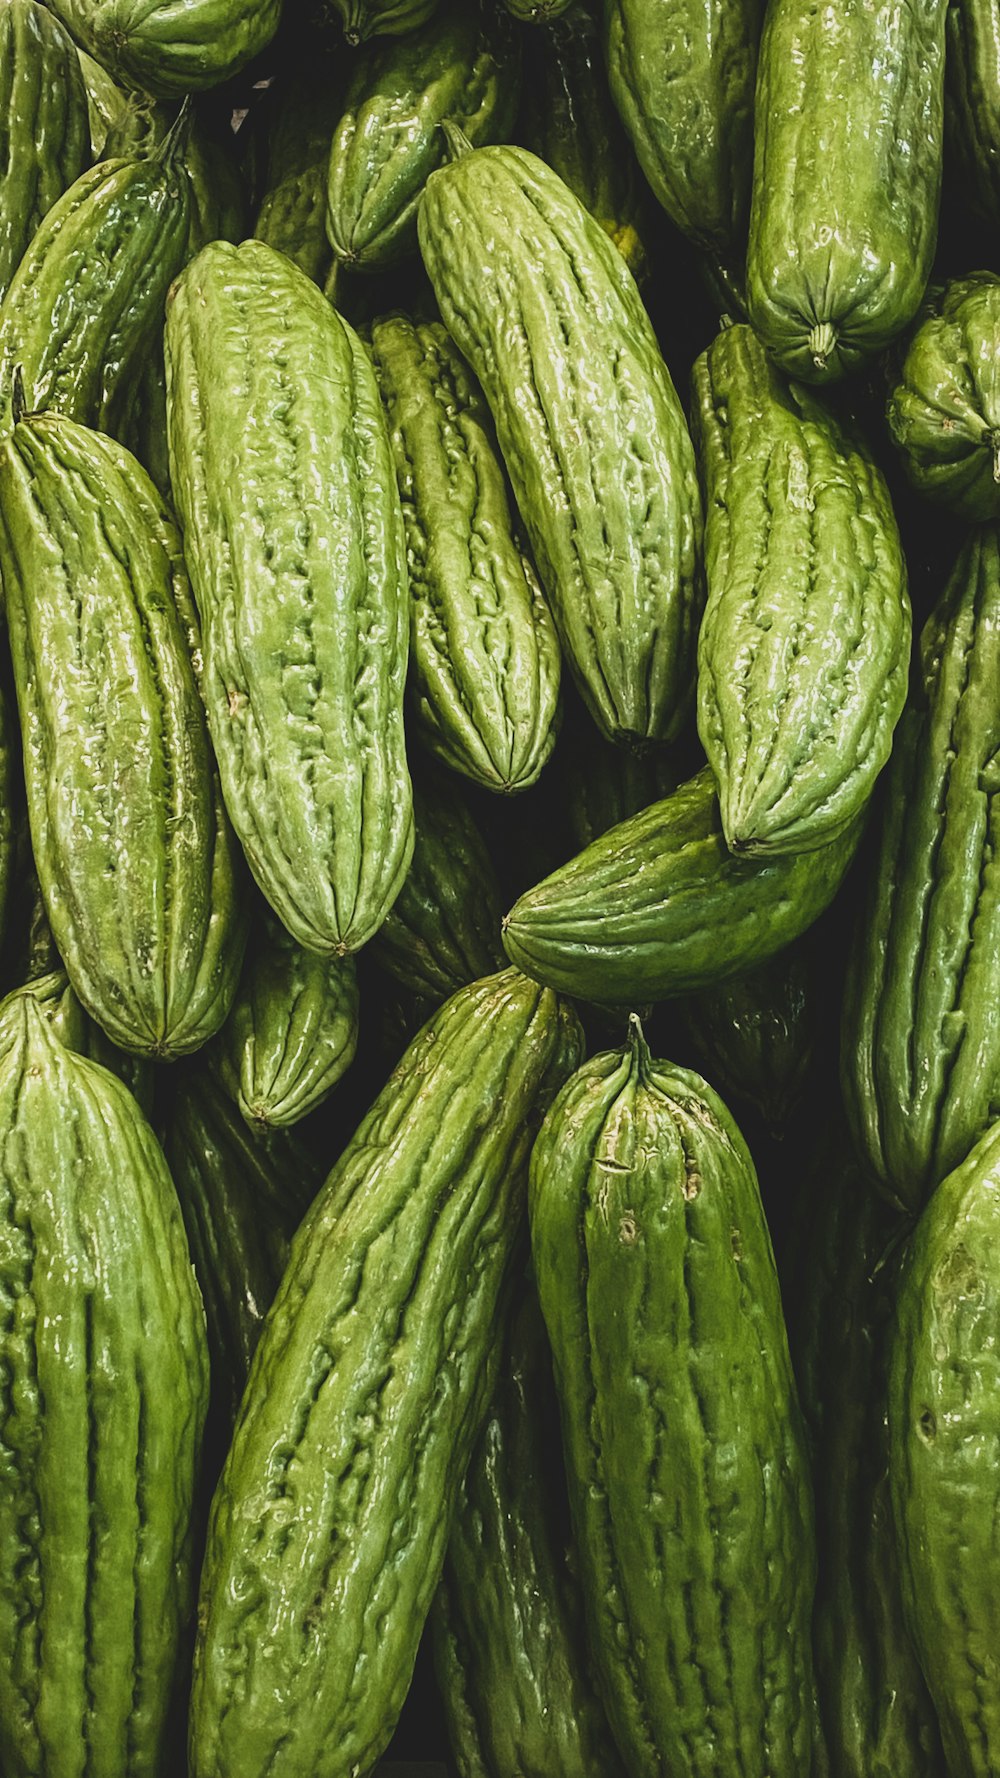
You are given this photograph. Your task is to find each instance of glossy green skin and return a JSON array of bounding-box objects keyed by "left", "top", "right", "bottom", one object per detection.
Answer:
[
  {"left": 530, "top": 1031, "right": 816, "bottom": 1777},
  {"left": 0, "top": 414, "right": 248, "bottom": 1059},
  {"left": 189, "top": 968, "right": 567, "bottom": 1778},
  {"left": 372, "top": 776, "right": 504, "bottom": 1000},
  {"left": 789, "top": 1120, "right": 944, "bottom": 1778},
  {"left": 842, "top": 529, "right": 1000, "bottom": 1213},
  {"left": 504, "top": 765, "right": 863, "bottom": 1005},
  {"left": 420, "top": 142, "right": 702, "bottom": 745},
  {"left": 46, "top": 0, "right": 281, "bottom": 95},
  {"left": 76, "top": 47, "right": 129, "bottom": 156},
  {"left": 887, "top": 274, "right": 1000, "bottom": 519},
  {"left": 432, "top": 1284, "right": 625, "bottom": 1778},
  {"left": 327, "top": 6, "right": 519, "bottom": 270},
  {"left": 0, "top": 998, "right": 208, "bottom": 1778},
  {"left": 0, "top": 682, "right": 16, "bottom": 960},
  {"left": 0, "top": 969, "right": 156, "bottom": 1117},
  {"left": 946, "top": 0, "right": 1000, "bottom": 225},
  {"left": 165, "top": 240, "right": 413, "bottom": 957},
  {"left": 889, "top": 1119, "right": 1000, "bottom": 1778},
  {"left": 370, "top": 313, "right": 560, "bottom": 790},
  {"left": 218, "top": 905, "right": 359, "bottom": 1129},
  {"left": 254, "top": 75, "right": 346, "bottom": 286},
  {"left": 0, "top": 0, "right": 91, "bottom": 304},
  {"left": 0, "top": 146, "right": 190, "bottom": 436},
  {"left": 693, "top": 324, "right": 911, "bottom": 855},
  {"left": 747, "top": 0, "right": 948, "bottom": 382},
  {"left": 520, "top": 4, "right": 649, "bottom": 282},
  {"left": 603, "top": 0, "right": 761, "bottom": 263},
  {"left": 327, "top": 0, "right": 438, "bottom": 43},
  {"left": 682, "top": 940, "right": 818, "bottom": 1136}
]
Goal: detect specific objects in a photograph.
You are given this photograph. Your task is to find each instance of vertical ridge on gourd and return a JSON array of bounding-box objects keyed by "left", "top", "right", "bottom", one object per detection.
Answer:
[
  {"left": 0, "top": 411, "right": 249, "bottom": 1059},
  {"left": 0, "top": 0, "right": 91, "bottom": 304},
  {"left": 165, "top": 238, "right": 413, "bottom": 958},
  {"left": 887, "top": 273, "right": 1000, "bottom": 519},
  {"left": 43, "top": 0, "right": 282, "bottom": 95},
  {"left": 418, "top": 140, "right": 703, "bottom": 746},
  {"left": 945, "top": 0, "right": 1000, "bottom": 226},
  {"left": 691, "top": 323, "right": 910, "bottom": 855},
  {"left": 602, "top": 0, "right": 762, "bottom": 267},
  {"left": 369, "top": 312, "right": 561, "bottom": 793},
  {"left": 841, "top": 527, "right": 1000, "bottom": 1213},
  {"left": 746, "top": 0, "right": 948, "bottom": 382},
  {"left": 529, "top": 1023, "right": 816, "bottom": 1777},
  {"left": 888, "top": 1118, "right": 1000, "bottom": 1776},
  {"left": 189, "top": 968, "right": 571, "bottom": 1778},
  {"left": 0, "top": 996, "right": 209, "bottom": 1778}
]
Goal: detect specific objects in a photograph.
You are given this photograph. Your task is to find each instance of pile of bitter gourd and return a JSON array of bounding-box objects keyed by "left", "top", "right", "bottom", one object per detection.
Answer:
[{"left": 0, "top": 0, "right": 997, "bottom": 1771}]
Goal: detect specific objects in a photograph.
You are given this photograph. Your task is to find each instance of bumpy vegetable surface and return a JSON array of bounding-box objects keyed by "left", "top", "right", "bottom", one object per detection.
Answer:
[
  {"left": 889, "top": 1118, "right": 1000, "bottom": 1778},
  {"left": 0, "top": 411, "right": 248, "bottom": 1058},
  {"left": 369, "top": 312, "right": 560, "bottom": 790},
  {"left": 887, "top": 273, "right": 1000, "bottom": 519},
  {"left": 692, "top": 323, "right": 910, "bottom": 854},
  {"left": 419, "top": 139, "right": 702, "bottom": 745},
  {"left": 0, "top": 997, "right": 208, "bottom": 1778},
  {"left": 945, "top": 0, "right": 1000, "bottom": 225},
  {"left": 504, "top": 765, "right": 863, "bottom": 1005},
  {"left": 0, "top": 0, "right": 91, "bottom": 304},
  {"left": 746, "top": 0, "right": 948, "bottom": 381},
  {"left": 45, "top": 0, "right": 281, "bottom": 95},
  {"left": 189, "top": 968, "right": 568, "bottom": 1778},
  {"left": 530, "top": 1023, "right": 816, "bottom": 1777},
  {"left": 842, "top": 528, "right": 1000, "bottom": 1212},
  {"left": 165, "top": 239, "right": 413, "bottom": 957}
]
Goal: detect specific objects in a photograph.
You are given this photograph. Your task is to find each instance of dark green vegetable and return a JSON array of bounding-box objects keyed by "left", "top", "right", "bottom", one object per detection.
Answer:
[
  {"left": 45, "top": 0, "right": 281, "bottom": 96},
  {"left": 887, "top": 272, "right": 1000, "bottom": 519},
  {"left": 945, "top": 0, "right": 1000, "bottom": 227},
  {"left": 682, "top": 939, "right": 819, "bottom": 1135},
  {"left": 254, "top": 73, "right": 347, "bottom": 286},
  {"left": 0, "top": 0, "right": 91, "bottom": 304}
]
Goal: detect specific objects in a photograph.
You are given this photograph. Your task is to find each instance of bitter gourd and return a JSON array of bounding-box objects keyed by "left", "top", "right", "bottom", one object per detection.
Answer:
[
  {"left": 418, "top": 138, "right": 702, "bottom": 746},
  {"left": 0, "top": 0, "right": 91, "bottom": 305},
  {"left": 0, "top": 409, "right": 248, "bottom": 1058},
  {"left": 369, "top": 312, "right": 560, "bottom": 791},
  {"left": 887, "top": 273, "right": 1000, "bottom": 520},
  {"left": 165, "top": 239, "right": 413, "bottom": 957},
  {"left": 945, "top": 0, "right": 1000, "bottom": 227},
  {"left": 0, "top": 969, "right": 156, "bottom": 1117},
  {"left": 46, "top": 0, "right": 281, "bottom": 96},
  {"left": 682, "top": 937, "right": 819, "bottom": 1137},
  {"left": 254, "top": 72, "right": 347, "bottom": 286},
  {"left": 692, "top": 323, "right": 910, "bottom": 855},
  {"left": 326, "top": 0, "right": 438, "bottom": 43},
  {"left": 189, "top": 968, "right": 570, "bottom": 1778},
  {"left": 530, "top": 1020, "right": 816, "bottom": 1777}
]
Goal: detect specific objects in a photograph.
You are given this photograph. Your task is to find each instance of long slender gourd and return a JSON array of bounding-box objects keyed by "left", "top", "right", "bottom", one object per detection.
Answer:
[
  {"left": 165, "top": 239, "right": 413, "bottom": 957},
  {"left": 887, "top": 273, "right": 1000, "bottom": 520},
  {"left": 44, "top": 0, "right": 280, "bottom": 96},
  {"left": 530, "top": 1022, "right": 816, "bottom": 1777},
  {"left": 418, "top": 138, "right": 703, "bottom": 746},
  {"left": 0, "top": 0, "right": 91, "bottom": 304}
]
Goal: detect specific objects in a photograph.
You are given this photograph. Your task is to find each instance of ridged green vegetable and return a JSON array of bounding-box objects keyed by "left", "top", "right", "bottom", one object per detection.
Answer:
[
  {"left": 0, "top": 682, "right": 17, "bottom": 961},
  {"left": 0, "top": 967, "right": 157, "bottom": 1116},
  {"left": 692, "top": 323, "right": 910, "bottom": 854},
  {"left": 0, "top": 130, "right": 190, "bottom": 436},
  {"left": 682, "top": 939, "right": 819, "bottom": 1136},
  {"left": 0, "top": 0, "right": 91, "bottom": 304},
  {"left": 888, "top": 1117, "right": 1000, "bottom": 1778},
  {"left": 432, "top": 1281, "right": 625, "bottom": 1777},
  {"left": 0, "top": 410, "right": 248, "bottom": 1058},
  {"left": 327, "top": 5, "right": 519, "bottom": 271},
  {"left": 557, "top": 719, "right": 680, "bottom": 851},
  {"left": 369, "top": 312, "right": 560, "bottom": 790},
  {"left": 76, "top": 47, "right": 130, "bottom": 156},
  {"left": 746, "top": 0, "right": 948, "bottom": 381},
  {"left": 326, "top": 0, "right": 439, "bottom": 43},
  {"left": 887, "top": 273, "right": 1000, "bottom": 519},
  {"left": 419, "top": 139, "right": 702, "bottom": 746},
  {"left": 504, "top": 765, "right": 863, "bottom": 1005},
  {"left": 0, "top": 995, "right": 208, "bottom": 1778},
  {"left": 789, "top": 1118, "right": 944, "bottom": 1778},
  {"left": 189, "top": 968, "right": 570, "bottom": 1778},
  {"left": 945, "top": 0, "right": 1000, "bottom": 226},
  {"left": 45, "top": 0, "right": 281, "bottom": 96},
  {"left": 217, "top": 904, "right": 359, "bottom": 1128},
  {"left": 603, "top": 0, "right": 761, "bottom": 265},
  {"left": 165, "top": 239, "right": 413, "bottom": 957},
  {"left": 372, "top": 776, "right": 504, "bottom": 999},
  {"left": 530, "top": 1021, "right": 816, "bottom": 1777},
  {"left": 254, "top": 73, "right": 346, "bottom": 286},
  {"left": 842, "top": 528, "right": 1000, "bottom": 1213}
]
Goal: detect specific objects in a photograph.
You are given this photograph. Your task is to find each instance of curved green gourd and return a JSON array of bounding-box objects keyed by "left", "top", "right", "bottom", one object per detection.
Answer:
[
  {"left": 165, "top": 239, "right": 413, "bottom": 957},
  {"left": 189, "top": 968, "right": 570, "bottom": 1778},
  {"left": 0, "top": 0, "right": 91, "bottom": 304},
  {"left": 692, "top": 323, "right": 910, "bottom": 855},
  {"left": 0, "top": 411, "right": 249, "bottom": 1059},
  {"left": 746, "top": 0, "right": 948, "bottom": 382},
  {"left": 887, "top": 273, "right": 1000, "bottom": 519},
  {"left": 432, "top": 1281, "right": 625, "bottom": 1777},
  {"left": 217, "top": 904, "right": 359, "bottom": 1129},
  {"left": 418, "top": 139, "right": 702, "bottom": 746},
  {"left": 254, "top": 73, "right": 347, "bottom": 286},
  {"left": 888, "top": 1117, "right": 1000, "bottom": 1777},
  {"left": 327, "top": 4, "right": 520, "bottom": 272},
  {"left": 945, "top": 0, "right": 1000, "bottom": 226},
  {"left": 530, "top": 1022, "right": 816, "bottom": 1777},
  {"left": 503, "top": 765, "right": 863, "bottom": 1006},
  {"left": 0, "top": 995, "right": 208, "bottom": 1778},
  {"left": 45, "top": 0, "right": 281, "bottom": 96},
  {"left": 369, "top": 312, "right": 561, "bottom": 791},
  {"left": 841, "top": 528, "right": 1000, "bottom": 1213},
  {"left": 602, "top": 0, "right": 761, "bottom": 267},
  {"left": 325, "top": 0, "right": 439, "bottom": 43}
]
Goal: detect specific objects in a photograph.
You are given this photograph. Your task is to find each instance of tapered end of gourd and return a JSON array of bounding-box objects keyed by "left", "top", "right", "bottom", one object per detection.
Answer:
[
  {"left": 808, "top": 321, "right": 837, "bottom": 372},
  {"left": 990, "top": 430, "right": 1000, "bottom": 485},
  {"left": 441, "top": 120, "right": 474, "bottom": 162},
  {"left": 626, "top": 1011, "right": 652, "bottom": 1082}
]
